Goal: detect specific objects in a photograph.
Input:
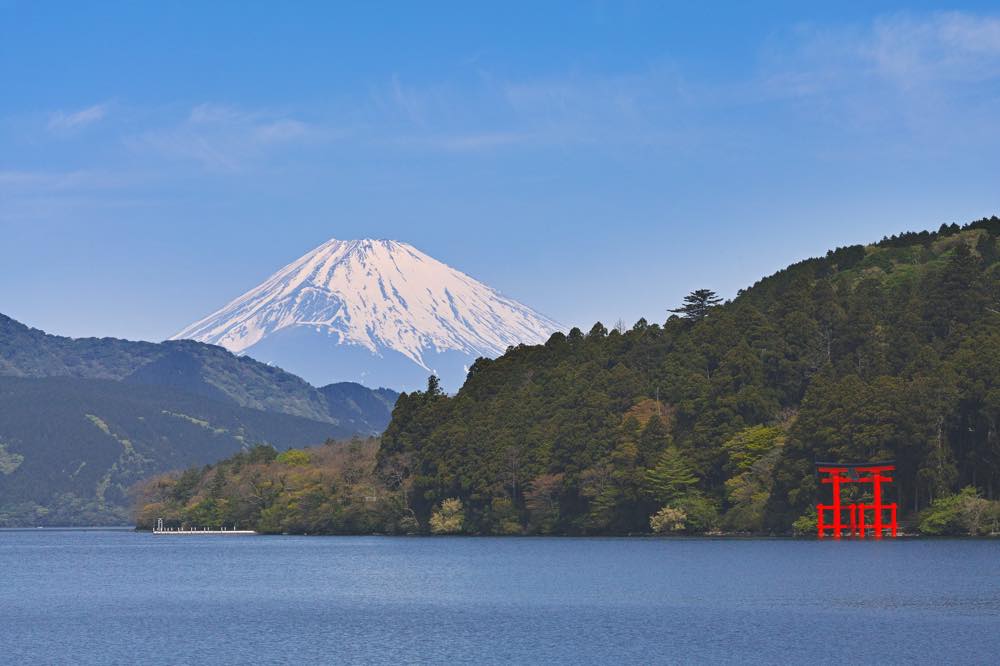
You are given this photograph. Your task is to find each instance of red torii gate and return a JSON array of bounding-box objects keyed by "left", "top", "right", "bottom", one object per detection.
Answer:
[{"left": 816, "top": 462, "right": 898, "bottom": 539}]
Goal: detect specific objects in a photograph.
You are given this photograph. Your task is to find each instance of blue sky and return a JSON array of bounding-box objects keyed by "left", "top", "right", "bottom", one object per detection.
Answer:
[{"left": 2, "top": 2, "right": 1000, "bottom": 341}]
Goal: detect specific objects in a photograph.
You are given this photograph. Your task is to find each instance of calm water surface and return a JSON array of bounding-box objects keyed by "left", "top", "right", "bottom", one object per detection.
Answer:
[{"left": 2, "top": 529, "right": 999, "bottom": 664}]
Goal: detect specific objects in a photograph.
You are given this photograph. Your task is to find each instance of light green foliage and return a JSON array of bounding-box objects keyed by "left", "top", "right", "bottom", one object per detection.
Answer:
[
  {"left": 649, "top": 505, "right": 686, "bottom": 533},
  {"left": 133, "top": 438, "right": 405, "bottom": 534},
  {"left": 0, "top": 440, "right": 24, "bottom": 475},
  {"left": 792, "top": 508, "right": 817, "bottom": 536},
  {"left": 85, "top": 414, "right": 112, "bottom": 435},
  {"left": 86, "top": 414, "right": 141, "bottom": 459},
  {"left": 276, "top": 449, "right": 311, "bottom": 466},
  {"left": 671, "top": 494, "right": 719, "bottom": 532},
  {"left": 430, "top": 498, "right": 465, "bottom": 534},
  {"left": 918, "top": 487, "right": 1000, "bottom": 536},
  {"left": 724, "top": 425, "right": 785, "bottom": 472},
  {"left": 84, "top": 413, "right": 150, "bottom": 505},
  {"left": 723, "top": 425, "right": 786, "bottom": 532},
  {"left": 162, "top": 411, "right": 228, "bottom": 435}
]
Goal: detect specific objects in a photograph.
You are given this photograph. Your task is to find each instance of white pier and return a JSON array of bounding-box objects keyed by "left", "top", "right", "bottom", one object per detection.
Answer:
[{"left": 153, "top": 518, "right": 257, "bottom": 535}]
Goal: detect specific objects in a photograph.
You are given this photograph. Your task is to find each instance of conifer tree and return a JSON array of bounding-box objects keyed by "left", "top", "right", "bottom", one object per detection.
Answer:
[
  {"left": 669, "top": 289, "right": 722, "bottom": 321},
  {"left": 644, "top": 447, "right": 698, "bottom": 504}
]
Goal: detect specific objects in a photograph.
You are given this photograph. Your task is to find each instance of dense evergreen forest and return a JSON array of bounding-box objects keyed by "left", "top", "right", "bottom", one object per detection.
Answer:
[
  {"left": 380, "top": 217, "right": 1000, "bottom": 535},
  {"left": 137, "top": 218, "right": 1000, "bottom": 536}
]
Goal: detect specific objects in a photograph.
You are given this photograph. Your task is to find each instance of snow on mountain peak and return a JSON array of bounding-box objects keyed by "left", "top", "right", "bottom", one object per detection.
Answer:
[{"left": 172, "top": 238, "right": 561, "bottom": 383}]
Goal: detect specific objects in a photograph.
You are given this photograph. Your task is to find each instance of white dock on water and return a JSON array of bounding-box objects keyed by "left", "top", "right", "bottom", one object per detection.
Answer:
[{"left": 153, "top": 518, "right": 257, "bottom": 535}]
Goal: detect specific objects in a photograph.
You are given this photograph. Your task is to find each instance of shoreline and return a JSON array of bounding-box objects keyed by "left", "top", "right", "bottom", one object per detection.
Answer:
[{"left": 3, "top": 525, "right": 998, "bottom": 539}]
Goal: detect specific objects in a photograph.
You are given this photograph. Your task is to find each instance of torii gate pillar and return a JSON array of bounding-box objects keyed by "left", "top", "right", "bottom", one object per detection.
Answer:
[{"left": 816, "top": 462, "right": 898, "bottom": 539}]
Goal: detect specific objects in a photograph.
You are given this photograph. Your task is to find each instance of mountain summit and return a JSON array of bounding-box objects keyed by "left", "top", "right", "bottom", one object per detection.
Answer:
[{"left": 172, "top": 239, "right": 561, "bottom": 390}]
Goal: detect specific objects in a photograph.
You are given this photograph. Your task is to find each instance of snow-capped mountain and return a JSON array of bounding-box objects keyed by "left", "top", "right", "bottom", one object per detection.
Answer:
[{"left": 172, "top": 239, "right": 561, "bottom": 391}]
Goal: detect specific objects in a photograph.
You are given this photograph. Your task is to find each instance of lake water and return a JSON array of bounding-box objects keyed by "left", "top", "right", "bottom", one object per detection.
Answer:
[{"left": 2, "top": 530, "right": 999, "bottom": 664}]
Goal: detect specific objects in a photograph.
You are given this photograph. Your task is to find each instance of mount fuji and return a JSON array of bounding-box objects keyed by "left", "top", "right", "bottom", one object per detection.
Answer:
[{"left": 172, "top": 239, "right": 561, "bottom": 391}]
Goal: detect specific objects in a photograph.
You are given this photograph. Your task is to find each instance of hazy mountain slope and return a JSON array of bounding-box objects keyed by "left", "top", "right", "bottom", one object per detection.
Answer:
[
  {"left": 318, "top": 382, "right": 399, "bottom": 434},
  {"left": 0, "top": 376, "right": 345, "bottom": 526},
  {"left": 172, "top": 239, "right": 560, "bottom": 390},
  {"left": 0, "top": 313, "right": 395, "bottom": 431},
  {"left": 0, "top": 313, "right": 161, "bottom": 379}
]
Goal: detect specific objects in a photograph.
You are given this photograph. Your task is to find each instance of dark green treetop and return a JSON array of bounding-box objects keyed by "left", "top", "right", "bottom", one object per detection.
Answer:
[{"left": 669, "top": 289, "right": 723, "bottom": 321}]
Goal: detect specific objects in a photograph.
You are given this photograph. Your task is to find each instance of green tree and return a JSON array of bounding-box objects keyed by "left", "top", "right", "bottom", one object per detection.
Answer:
[
  {"left": 919, "top": 487, "right": 999, "bottom": 536},
  {"left": 669, "top": 289, "right": 723, "bottom": 321},
  {"left": 649, "top": 505, "right": 686, "bottom": 533},
  {"left": 644, "top": 447, "right": 698, "bottom": 504},
  {"left": 723, "top": 425, "right": 785, "bottom": 472},
  {"left": 276, "top": 449, "right": 311, "bottom": 466},
  {"left": 208, "top": 467, "right": 227, "bottom": 500},
  {"left": 926, "top": 242, "right": 986, "bottom": 338},
  {"left": 524, "top": 473, "right": 563, "bottom": 534},
  {"left": 430, "top": 498, "right": 465, "bottom": 534},
  {"left": 722, "top": 424, "right": 786, "bottom": 532},
  {"left": 637, "top": 415, "right": 670, "bottom": 465}
]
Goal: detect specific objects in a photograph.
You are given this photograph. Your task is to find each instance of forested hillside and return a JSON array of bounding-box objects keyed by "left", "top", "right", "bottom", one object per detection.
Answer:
[
  {"left": 132, "top": 439, "right": 406, "bottom": 534},
  {"left": 0, "top": 315, "right": 399, "bottom": 525},
  {"left": 377, "top": 217, "right": 1000, "bottom": 535},
  {"left": 0, "top": 376, "right": 351, "bottom": 526},
  {"left": 0, "top": 314, "right": 398, "bottom": 430}
]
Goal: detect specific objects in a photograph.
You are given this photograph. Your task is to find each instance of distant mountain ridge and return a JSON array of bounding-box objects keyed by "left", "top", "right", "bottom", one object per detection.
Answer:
[
  {"left": 0, "top": 375, "right": 343, "bottom": 526},
  {"left": 0, "top": 313, "right": 399, "bottom": 526},
  {"left": 0, "top": 313, "right": 398, "bottom": 431},
  {"left": 172, "top": 239, "right": 561, "bottom": 390}
]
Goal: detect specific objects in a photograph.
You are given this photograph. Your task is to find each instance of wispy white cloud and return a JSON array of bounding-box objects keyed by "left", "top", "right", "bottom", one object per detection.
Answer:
[
  {"left": 864, "top": 12, "right": 1000, "bottom": 88},
  {"left": 127, "top": 103, "right": 335, "bottom": 171},
  {"left": 761, "top": 12, "right": 1000, "bottom": 90},
  {"left": 0, "top": 168, "right": 129, "bottom": 191},
  {"left": 385, "top": 74, "right": 431, "bottom": 125},
  {"left": 366, "top": 14, "right": 1000, "bottom": 157},
  {"left": 9, "top": 10, "right": 1000, "bottom": 189},
  {"left": 501, "top": 75, "right": 649, "bottom": 123},
  {"left": 394, "top": 131, "right": 536, "bottom": 152},
  {"left": 47, "top": 103, "right": 110, "bottom": 133},
  {"left": 371, "top": 66, "right": 688, "bottom": 154},
  {"left": 751, "top": 12, "right": 1000, "bottom": 138}
]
